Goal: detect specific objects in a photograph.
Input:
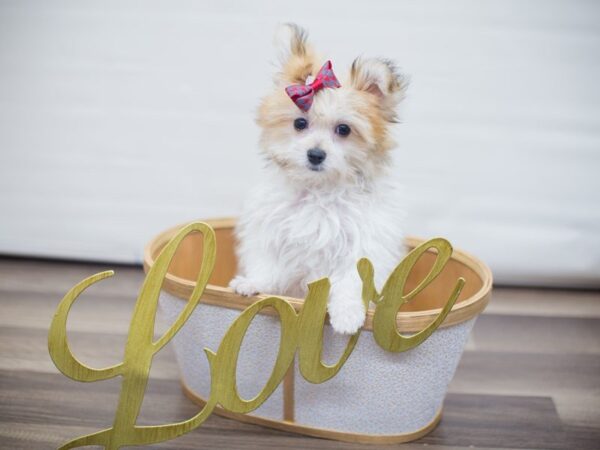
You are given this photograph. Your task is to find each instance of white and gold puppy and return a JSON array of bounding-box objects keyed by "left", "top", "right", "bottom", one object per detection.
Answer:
[{"left": 230, "top": 24, "right": 407, "bottom": 334}]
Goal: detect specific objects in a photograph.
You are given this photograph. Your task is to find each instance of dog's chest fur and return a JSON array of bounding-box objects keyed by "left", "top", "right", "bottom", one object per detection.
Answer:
[{"left": 237, "top": 174, "right": 405, "bottom": 296}]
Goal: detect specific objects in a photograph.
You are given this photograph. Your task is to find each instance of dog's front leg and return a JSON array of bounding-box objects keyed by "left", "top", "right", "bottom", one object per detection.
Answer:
[
  {"left": 229, "top": 261, "right": 278, "bottom": 297},
  {"left": 327, "top": 270, "right": 366, "bottom": 335}
]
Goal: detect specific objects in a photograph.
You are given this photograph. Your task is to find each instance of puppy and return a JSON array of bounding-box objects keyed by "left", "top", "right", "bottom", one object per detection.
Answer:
[{"left": 230, "top": 24, "right": 407, "bottom": 334}]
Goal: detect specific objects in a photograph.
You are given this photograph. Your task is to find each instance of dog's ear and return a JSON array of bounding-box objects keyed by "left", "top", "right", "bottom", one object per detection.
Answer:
[
  {"left": 350, "top": 57, "right": 408, "bottom": 121},
  {"left": 273, "top": 23, "right": 318, "bottom": 85}
]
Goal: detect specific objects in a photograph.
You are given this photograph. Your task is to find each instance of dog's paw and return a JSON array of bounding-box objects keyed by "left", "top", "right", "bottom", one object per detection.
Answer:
[
  {"left": 229, "top": 276, "right": 261, "bottom": 297},
  {"left": 328, "top": 300, "right": 366, "bottom": 335}
]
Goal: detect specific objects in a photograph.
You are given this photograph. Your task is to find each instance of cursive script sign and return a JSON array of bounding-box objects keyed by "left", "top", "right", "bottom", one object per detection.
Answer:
[{"left": 48, "top": 222, "right": 464, "bottom": 449}]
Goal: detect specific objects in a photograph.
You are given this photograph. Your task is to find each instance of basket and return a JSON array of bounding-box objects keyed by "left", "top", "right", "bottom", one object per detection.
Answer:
[{"left": 143, "top": 218, "right": 492, "bottom": 444}]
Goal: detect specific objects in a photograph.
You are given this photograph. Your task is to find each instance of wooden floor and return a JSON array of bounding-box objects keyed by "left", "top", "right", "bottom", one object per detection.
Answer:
[{"left": 0, "top": 257, "right": 599, "bottom": 449}]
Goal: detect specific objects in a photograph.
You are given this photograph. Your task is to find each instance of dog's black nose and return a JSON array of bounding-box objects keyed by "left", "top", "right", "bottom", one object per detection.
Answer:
[{"left": 307, "top": 148, "right": 327, "bottom": 165}]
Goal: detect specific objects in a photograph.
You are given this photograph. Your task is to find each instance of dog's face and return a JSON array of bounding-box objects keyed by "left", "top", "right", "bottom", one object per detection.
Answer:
[{"left": 257, "top": 25, "right": 407, "bottom": 188}]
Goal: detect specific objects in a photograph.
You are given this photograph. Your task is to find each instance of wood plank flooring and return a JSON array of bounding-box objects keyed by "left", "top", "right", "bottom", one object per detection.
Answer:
[{"left": 0, "top": 257, "right": 599, "bottom": 449}]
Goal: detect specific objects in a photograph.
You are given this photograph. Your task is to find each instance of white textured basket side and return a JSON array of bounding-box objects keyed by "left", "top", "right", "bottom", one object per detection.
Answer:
[
  {"left": 294, "top": 317, "right": 475, "bottom": 434},
  {"left": 159, "top": 291, "right": 475, "bottom": 434}
]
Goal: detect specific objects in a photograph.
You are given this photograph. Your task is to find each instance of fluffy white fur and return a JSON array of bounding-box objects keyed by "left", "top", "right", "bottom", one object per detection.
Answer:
[{"left": 230, "top": 24, "right": 407, "bottom": 334}]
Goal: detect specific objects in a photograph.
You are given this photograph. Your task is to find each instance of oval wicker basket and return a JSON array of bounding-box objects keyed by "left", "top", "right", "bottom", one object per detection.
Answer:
[{"left": 144, "top": 218, "right": 492, "bottom": 444}]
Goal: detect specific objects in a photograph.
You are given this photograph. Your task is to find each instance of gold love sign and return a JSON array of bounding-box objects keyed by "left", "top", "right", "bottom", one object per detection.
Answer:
[{"left": 48, "top": 222, "right": 465, "bottom": 449}]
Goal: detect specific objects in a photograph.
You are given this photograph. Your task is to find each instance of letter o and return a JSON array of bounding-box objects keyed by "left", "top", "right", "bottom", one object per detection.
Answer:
[{"left": 211, "top": 296, "right": 299, "bottom": 414}]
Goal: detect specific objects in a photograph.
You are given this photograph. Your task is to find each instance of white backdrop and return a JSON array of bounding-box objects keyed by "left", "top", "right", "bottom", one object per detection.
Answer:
[{"left": 1, "top": 0, "right": 599, "bottom": 287}]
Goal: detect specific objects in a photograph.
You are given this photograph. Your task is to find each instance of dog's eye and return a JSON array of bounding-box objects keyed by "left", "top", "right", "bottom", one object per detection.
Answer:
[
  {"left": 335, "top": 124, "right": 351, "bottom": 137},
  {"left": 294, "top": 118, "right": 308, "bottom": 131}
]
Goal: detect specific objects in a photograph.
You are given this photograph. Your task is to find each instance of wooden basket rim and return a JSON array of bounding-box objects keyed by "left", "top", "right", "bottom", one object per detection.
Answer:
[{"left": 143, "top": 218, "right": 493, "bottom": 332}]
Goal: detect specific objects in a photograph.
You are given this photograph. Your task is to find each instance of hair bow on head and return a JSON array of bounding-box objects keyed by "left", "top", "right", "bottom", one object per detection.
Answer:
[{"left": 285, "top": 61, "right": 341, "bottom": 112}]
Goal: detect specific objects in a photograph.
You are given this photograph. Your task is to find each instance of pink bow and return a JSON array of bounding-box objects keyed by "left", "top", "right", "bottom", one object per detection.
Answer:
[{"left": 285, "top": 61, "right": 341, "bottom": 112}]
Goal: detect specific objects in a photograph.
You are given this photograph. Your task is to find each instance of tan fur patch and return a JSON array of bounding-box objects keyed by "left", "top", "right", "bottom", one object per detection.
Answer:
[
  {"left": 279, "top": 53, "right": 319, "bottom": 85},
  {"left": 348, "top": 91, "right": 395, "bottom": 155},
  {"left": 256, "top": 90, "right": 296, "bottom": 128}
]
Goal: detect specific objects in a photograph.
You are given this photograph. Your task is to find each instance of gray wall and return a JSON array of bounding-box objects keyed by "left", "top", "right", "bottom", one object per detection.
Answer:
[{"left": 1, "top": 0, "right": 599, "bottom": 287}]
